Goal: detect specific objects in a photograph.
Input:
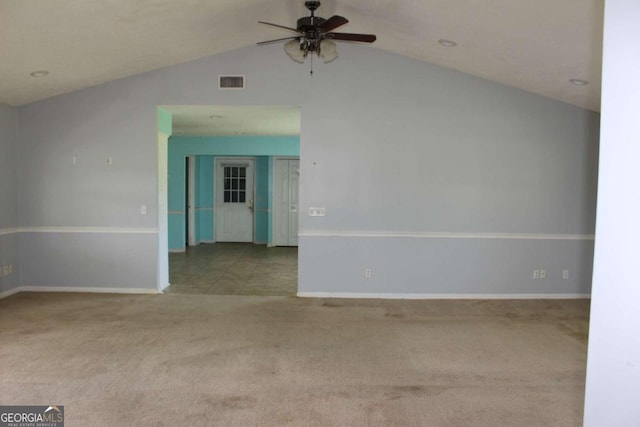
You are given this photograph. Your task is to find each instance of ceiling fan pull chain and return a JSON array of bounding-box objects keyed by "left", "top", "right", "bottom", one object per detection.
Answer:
[{"left": 310, "top": 52, "right": 314, "bottom": 75}]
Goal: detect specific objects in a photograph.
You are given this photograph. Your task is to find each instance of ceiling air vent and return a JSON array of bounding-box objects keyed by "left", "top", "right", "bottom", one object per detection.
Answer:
[{"left": 219, "top": 75, "right": 245, "bottom": 90}]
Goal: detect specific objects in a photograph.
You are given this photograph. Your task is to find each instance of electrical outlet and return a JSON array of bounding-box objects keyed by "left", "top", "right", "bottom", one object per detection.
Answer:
[
  {"left": 308, "top": 207, "right": 326, "bottom": 217},
  {"left": 540, "top": 269, "right": 547, "bottom": 279},
  {"left": 533, "top": 270, "right": 540, "bottom": 279},
  {"left": 2, "top": 265, "right": 8, "bottom": 276},
  {"left": 364, "top": 269, "right": 372, "bottom": 278},
  {"left": 563, "top": 270, "right": 569, "bottom": 279},
  {"left": 140, "top": 205, "right": 147, "bottom": 215}
]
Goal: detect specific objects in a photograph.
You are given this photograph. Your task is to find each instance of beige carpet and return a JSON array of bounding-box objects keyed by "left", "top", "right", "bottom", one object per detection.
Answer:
[{"left": 0, "top": 293, "right": 589, "bottom": 426}]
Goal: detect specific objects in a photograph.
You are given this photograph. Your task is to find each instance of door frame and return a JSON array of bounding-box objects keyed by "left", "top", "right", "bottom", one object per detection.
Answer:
[
  {"left": 213, "top": 157, "right": 256, "bottom": 243},
  {"left": 187, "top": 156, "right": 197, "bottom": 246},
  {"left": 272, "top": 156, "right": 300, "bottom": 247}
]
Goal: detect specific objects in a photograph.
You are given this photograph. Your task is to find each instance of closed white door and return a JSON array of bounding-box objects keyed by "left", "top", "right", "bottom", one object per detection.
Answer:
[
  {"left": 215, "top": 158, "right": 254, "bottom": 242},
  {"left": 274, "top": 159, "right": 299, "bottom": 246}
]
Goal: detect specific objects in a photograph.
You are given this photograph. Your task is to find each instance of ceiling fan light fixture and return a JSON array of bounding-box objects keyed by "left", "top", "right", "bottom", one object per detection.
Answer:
[
  {"left": 284, "top": 40, "right": 306, "bottom": 63},
  {"left": 259, "top": 1, "right": 376, "bottom": 70},
  {"left": 319, "top": 40, "right": 338, "bottom": 63}
]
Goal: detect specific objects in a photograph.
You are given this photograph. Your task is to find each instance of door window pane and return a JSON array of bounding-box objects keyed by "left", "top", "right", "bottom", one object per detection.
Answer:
[{"left": 223, "top": 166, "right": 248, "bottom": 204}]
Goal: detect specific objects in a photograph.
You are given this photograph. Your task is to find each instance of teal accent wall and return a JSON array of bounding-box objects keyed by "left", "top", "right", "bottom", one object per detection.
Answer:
[
  {"left": 255, "top": 156, "right": 269, "bottom": 244},
  {"left": 196, "top": 156, "right": 214, "bottom": 242},
  {"left": 168, "top": 136, "right": 300, "bottom": 251}
]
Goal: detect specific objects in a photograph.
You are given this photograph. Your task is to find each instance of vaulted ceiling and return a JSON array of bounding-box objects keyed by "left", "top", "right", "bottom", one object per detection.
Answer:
[{"left": 0, "top": 0, "right": 603, "bottom": 111}]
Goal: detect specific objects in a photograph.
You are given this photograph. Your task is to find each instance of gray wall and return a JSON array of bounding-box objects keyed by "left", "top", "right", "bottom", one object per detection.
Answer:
[
  {"left": 0, "top": 103, "right": 19, "bottom": 293},
  {"left": 14, "top": 44, "right": 599, "bottom": 294},
  {"left": 298, "top": 50, "right": 598, "bottom": 296}
]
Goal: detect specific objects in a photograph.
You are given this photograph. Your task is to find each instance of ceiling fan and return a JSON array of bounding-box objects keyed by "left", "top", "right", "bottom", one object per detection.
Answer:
[{"left": 257, "top": 0, "right": 377, "bottom": 71}]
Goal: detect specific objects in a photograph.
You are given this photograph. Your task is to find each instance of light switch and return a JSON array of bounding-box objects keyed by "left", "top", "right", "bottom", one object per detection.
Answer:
[{"left": 140, "top": 205, "right": 147, "bottom": 215}]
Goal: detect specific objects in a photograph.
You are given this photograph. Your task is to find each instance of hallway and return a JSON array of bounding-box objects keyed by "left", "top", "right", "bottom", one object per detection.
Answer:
[{"left": 168, "top": 243, "right": 298, "bottom": 296}]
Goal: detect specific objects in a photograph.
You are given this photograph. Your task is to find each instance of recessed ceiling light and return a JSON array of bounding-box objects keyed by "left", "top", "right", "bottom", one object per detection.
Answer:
[
  {"left": 30, "top": 70, "right": 49, "bottom": 77},
  {"left": 438, "top": 39, "right": 457, "bottom": 47},
  {"left": 569, "top": 78, "right": 589, "bottom": 86},
  {"left": 209, "top": 115, "right": 223, "bottom": 119}
]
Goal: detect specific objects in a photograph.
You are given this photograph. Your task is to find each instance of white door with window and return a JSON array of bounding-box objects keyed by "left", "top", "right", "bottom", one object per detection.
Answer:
[
  {"left": 274, "top": 158, "right": 300, "bottom": 246},
  {"left": 215, "top": 158, "right": 255, "bottom": 242}
]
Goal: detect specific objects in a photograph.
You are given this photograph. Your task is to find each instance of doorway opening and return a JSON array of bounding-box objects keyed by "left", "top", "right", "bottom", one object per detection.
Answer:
[{"left": 160, "top": 105, "right": 301, "bottom": 296}]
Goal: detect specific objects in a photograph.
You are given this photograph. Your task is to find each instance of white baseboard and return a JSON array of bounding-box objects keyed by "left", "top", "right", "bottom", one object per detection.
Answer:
[
  {"left": 2, "top": 288, "right": 589, "bottom": 300},
  {"left": 0, "top": 287, "right": 21, "bottom": 299},
  {"left": 1, "top": 286, "right": 161, "bottom": 298},
  {"left": 169, "top": 248, "right": 186, "bottom": 253},
  {"left": 297, "top": 292, "right": 591, "bottom": 300}
]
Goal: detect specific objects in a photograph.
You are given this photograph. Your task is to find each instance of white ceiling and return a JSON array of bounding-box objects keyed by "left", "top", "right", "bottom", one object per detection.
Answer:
[
  {"left": 167, "top": 105, "right": 301, "bottom": 137},
  {"left": 0, "top": 0, "right": 603, "bottom": 111}
]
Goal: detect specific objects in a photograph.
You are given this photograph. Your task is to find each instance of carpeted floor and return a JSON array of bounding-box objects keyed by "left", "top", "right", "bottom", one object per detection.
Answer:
[{"left": 0, "top": 293, "right": 589, "bottom": 426}]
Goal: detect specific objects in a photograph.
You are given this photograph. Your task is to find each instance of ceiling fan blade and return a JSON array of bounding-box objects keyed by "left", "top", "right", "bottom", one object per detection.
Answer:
[
  {"left": 318, "top": 15, "right": 349, "bottom": 32},
  {"left": 325, "top": 33, "right": 377, "bottom": 43},
  {"left": 257, "top": 36, "right": 301, "bottom": 45},
  {"left": 258, "top": 21, "right": 301, "bottom": 33}
]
